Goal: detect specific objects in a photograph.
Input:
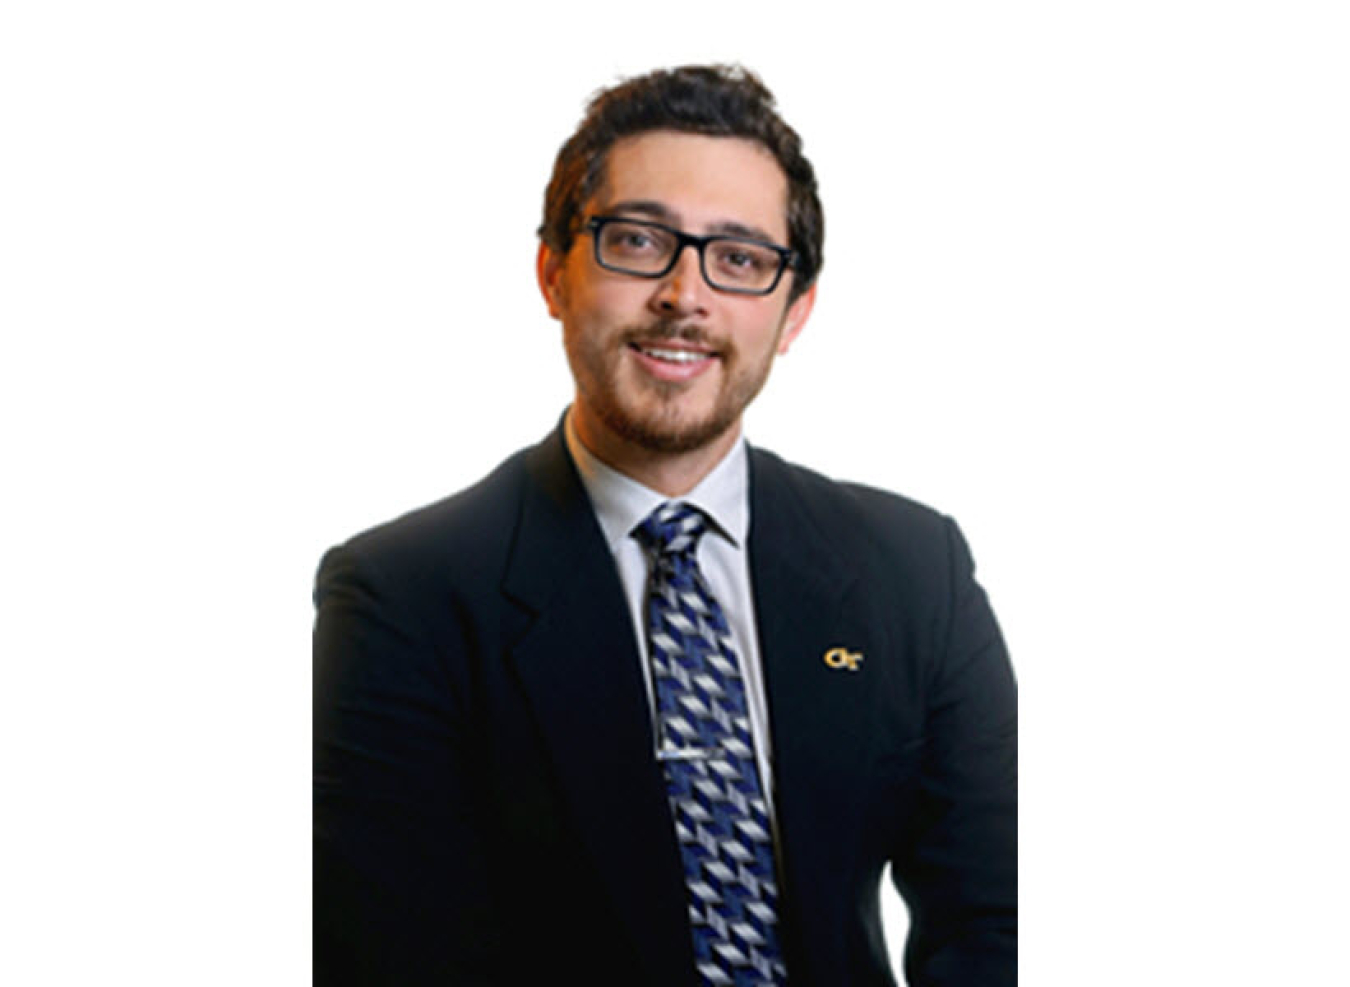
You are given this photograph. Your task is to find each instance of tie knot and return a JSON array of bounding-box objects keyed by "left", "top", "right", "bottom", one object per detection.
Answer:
[{"left": 634, "top": 501, "right": 708, "bottom": 557}]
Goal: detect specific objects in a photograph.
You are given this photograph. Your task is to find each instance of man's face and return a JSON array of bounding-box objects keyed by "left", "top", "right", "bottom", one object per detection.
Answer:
[{"left": 539, "top": 130, "right": 815, "bottom": 457}]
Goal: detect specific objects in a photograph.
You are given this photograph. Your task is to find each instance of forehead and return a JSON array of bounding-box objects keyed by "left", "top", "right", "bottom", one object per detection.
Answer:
[{"left": 593, "top": 131, "right": 789, "bottom": 241}]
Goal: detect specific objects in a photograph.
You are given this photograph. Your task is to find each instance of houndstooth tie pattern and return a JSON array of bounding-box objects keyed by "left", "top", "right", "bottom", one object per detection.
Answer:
[{"left": 635, "top": 502, "right": 787, "bottom": 987}]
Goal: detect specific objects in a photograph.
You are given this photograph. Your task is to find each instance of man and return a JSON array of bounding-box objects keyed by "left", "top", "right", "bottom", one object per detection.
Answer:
[{"left": 314, "top": 65, "right": 1016, "bottom": 987}]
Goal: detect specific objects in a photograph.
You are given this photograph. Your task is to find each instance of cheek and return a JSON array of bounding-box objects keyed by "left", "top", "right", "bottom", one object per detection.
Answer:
[
  {"left": 564, "top": 312, "right": 619, "bottom": 371},
  {"left": 563, "top": 281, "right": 622, "bottom": 330},
  {"left": 587, "top": 276, "right": 650, "bottom": 314},
  {"left": 740, "top": 309, "right": 792, "bottom": 355}
]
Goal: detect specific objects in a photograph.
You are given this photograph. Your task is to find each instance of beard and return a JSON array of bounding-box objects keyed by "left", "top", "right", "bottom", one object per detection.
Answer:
[{"left": 567, "top": 318, "right": 780, "bottom": 455}]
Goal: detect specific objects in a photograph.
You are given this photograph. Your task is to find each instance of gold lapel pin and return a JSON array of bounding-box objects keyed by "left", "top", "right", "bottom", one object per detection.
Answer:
[{"left": 823, "top": 647, "right": 864, "bottom": 672}]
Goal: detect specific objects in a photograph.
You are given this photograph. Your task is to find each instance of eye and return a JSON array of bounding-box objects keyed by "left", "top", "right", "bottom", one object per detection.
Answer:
[
  {"left": 603, "top": 222, "right": 669, "bottom": 258},
  {"left": 710, "top": 241, "right": 775, "bottom": 279}
]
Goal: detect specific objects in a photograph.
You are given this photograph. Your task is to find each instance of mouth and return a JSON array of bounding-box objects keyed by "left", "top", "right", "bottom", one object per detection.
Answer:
[
  {"left": 626, "top": 339, "right": 720, "bottom": 382},
  {"left": 629, "top": 342, "right": 716, "bottom": 364}
]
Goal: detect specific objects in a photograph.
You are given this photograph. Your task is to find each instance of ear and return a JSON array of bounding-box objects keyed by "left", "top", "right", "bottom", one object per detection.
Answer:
[
  {"left": 776, "top": 282, "right": 817, "bottom": 355},
  {"left": 536, "top": 241, "right": 566, "bottom": 320}
]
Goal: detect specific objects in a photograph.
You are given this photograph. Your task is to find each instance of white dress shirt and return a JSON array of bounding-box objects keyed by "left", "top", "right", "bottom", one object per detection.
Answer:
[{"left": 563, "top": 412, "right": 779, "bottom": 820}]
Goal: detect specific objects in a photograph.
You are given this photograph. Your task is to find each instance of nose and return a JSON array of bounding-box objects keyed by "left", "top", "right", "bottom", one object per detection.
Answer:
[{"left": 650, "top": 242, "right": 711, "bottom": 318}]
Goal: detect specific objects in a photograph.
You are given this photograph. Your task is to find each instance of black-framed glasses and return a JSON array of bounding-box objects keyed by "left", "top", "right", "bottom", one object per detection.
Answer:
[{"left": 583, "top": 216, "right": 797, "bottom": 296}]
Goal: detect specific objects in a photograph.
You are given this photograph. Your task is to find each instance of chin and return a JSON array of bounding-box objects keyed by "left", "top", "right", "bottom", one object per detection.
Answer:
[{"left": 601, "top": 397, "right": 738, "bottom": 455}]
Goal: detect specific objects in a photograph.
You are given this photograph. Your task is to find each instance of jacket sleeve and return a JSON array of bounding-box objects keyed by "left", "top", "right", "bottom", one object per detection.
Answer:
[
  {"left": 313, "top": 542, "right": 502, "bottom": 986},
  {"left": 890, "top": 518, "right": 1017, "bottom": 986}
]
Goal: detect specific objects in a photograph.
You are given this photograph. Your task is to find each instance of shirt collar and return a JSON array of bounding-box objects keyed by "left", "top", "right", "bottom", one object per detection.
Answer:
[{"left": 564, "top": 409, "right": 749, "bottom": 552}]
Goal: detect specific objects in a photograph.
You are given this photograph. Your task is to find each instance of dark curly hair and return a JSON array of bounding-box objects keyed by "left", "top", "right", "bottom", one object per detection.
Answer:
[{"left": 539, "top": 65, "right": 823, "bottom": 302}]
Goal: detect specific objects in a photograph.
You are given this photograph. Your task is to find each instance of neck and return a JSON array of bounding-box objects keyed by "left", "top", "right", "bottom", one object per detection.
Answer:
[{"left": 570, "top": 409, "right": 741, "bottom": 498}]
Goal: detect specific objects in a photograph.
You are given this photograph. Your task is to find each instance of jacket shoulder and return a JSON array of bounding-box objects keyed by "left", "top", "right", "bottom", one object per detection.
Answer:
[
  {"left": 750, "top": 447, "right": 954, "bottom": 563},
  {"left": 315, "top": 446, "right": 531, "bottom": 603}
]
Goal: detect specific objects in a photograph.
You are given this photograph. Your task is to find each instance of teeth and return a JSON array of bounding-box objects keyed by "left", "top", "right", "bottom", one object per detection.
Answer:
[{"left": 641, "top": 347, "right": 708, "bottom": 364}]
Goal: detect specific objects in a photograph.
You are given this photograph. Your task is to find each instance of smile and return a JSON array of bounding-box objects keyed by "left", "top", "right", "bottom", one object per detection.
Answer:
[
  {"left": 627, "top": 341, "right": 720, "bottom": 383},
  {"left": 634, "top": 345, "right": 712, "bottom": 364}
]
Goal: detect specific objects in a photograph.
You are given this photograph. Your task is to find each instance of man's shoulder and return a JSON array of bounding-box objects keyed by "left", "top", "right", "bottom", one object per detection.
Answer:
[
  {"left": 750, "top": 446, "right": 950, "bottom": 543},
  {"left": 747, "top": 449, "right": 981, "bottom": 626},
  {"left": 747, "top": 445, "right": 972, "bottom": 595},
  {"left": 320, "top": 441, "right": 538, "bottom": 591}
]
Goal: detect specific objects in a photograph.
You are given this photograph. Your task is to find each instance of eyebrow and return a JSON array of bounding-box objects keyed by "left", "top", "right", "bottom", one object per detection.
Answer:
[{"left": 603, "top": 199, "right": 783, "bottom": 245}]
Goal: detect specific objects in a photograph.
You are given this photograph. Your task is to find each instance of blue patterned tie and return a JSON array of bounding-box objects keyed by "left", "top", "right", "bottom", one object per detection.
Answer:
[{"left": 635, "top": 501, "right": 787, "bottom": 987}]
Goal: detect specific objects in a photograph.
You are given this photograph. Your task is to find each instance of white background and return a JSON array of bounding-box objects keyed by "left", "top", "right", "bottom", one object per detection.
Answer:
[{"left": 3, "top": 1, "right": 1347, "bottom": 983}]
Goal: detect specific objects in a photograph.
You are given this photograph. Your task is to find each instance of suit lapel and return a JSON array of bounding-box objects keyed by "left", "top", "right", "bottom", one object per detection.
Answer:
[
  {"left": 501, "top": 429, "right": 694, "bottom": 986},
  {"left": 748, "top": 449, "right": 878, "bottom": 983}
]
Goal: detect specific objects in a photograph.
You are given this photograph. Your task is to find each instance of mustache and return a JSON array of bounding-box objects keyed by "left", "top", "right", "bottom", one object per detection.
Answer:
[{"left": 621, "top": 320, "right": 724, "bottom": 349}]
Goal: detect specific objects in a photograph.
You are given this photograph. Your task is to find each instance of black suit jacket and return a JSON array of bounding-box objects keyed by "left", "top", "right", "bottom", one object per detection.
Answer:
[{"left": 314, "top": 426, "right": 1016, "bottom": 986}]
